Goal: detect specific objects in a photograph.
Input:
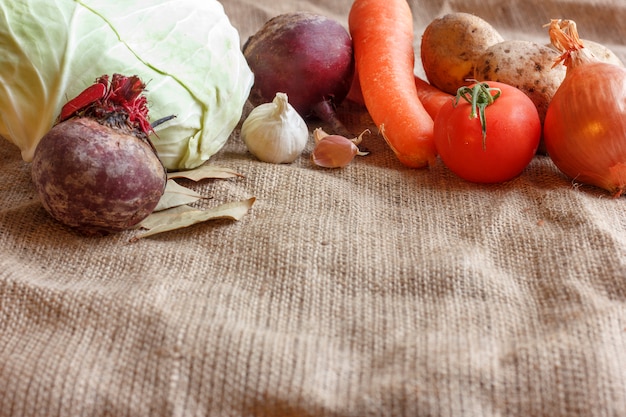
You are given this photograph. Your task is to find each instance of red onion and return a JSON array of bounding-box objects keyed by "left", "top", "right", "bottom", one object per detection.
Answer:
[
  {"left": 242, "top": 12, "right": 354, "bottom": 135},
  {"left": 544, "top": 20, "right": 626, "bottom": 197}
]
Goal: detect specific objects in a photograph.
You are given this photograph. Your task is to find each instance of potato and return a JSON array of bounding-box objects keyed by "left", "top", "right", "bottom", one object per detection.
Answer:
[
  {"left": 585, "top": 40, "right": 624, "bottom": 66},
  {"left": 474, "top": 40, "right": 566, "bottom": 126},
  {"left": 420, "top": 12, "right": 504, "bottom": 95},
  {"left": 476, "top": 39, "right": 623, "bottom": 154},
  {"left": 476, "top": 39, "right": 622, "bottom": 122}
]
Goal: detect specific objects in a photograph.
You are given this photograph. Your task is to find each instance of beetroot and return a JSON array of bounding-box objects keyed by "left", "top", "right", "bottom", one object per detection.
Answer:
[
  {"left": 243, "top": 12, "right": 354, "bottom": 135},
  {"left": 31, "top": 74, "right": 167, "bottom": 236}
]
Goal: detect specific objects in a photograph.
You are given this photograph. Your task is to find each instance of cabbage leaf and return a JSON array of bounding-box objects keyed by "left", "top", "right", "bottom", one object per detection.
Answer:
[{"left": 0, "top": 0, "right": 253, "bottom": 170}]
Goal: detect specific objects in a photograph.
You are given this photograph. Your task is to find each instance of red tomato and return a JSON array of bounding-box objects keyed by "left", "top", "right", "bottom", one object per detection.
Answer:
[{"left": 433, "top": 81, "right": 541, "bottom": 183}]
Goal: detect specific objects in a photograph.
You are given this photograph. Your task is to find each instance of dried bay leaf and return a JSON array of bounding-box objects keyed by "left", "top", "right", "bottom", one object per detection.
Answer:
[
  {"left": 156, "top": 164, "right": 244, "bottom": 212},
  {"left": 132, "top": 197, "right": 256, "bottom": 241},
  {"left": 154, "top": 180, "right": 204, "bottom": 212},
  {"left": 138, "top": 204, "right": 198, "bottom": 229},
  {"left": 167, "top": 165, "right": 244, "bottom": 181}
]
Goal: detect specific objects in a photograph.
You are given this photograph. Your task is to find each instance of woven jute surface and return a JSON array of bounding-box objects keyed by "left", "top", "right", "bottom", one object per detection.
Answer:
[{"left": 1, "top": 0, "right": 626, "bottom": 416}]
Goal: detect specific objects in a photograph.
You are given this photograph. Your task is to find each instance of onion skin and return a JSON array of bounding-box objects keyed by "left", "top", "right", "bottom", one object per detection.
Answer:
[
  {"left": 31, "top": 118, "right": 167, "bottom": 235},
  {"left": 242, "top": 12, "right": 354, "bottom": 134},
  {"left": 544, "top": 62, "right": 626, "bottom": 197}
]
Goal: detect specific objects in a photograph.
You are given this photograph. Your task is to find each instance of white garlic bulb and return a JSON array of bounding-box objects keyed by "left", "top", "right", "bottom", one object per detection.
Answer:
[{"left": 241, "top": 92, "right": 309, "bottom": 163}]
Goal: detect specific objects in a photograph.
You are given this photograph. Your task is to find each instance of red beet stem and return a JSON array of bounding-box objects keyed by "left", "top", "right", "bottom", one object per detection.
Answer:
[{"left": 312, "top": 100, "right": 350, "bottom": 137}]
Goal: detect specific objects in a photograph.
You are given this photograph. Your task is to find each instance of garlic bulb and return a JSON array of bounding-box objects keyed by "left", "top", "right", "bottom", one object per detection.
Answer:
[{"left": 241, "top": 92, "right": 309, "bottom": 163}]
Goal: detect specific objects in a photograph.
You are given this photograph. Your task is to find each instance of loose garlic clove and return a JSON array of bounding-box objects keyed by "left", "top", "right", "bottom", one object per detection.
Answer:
[
  {"left": 311, "top": 128, "right": 370, "bottom": 168},
  {"left": 312, "top": 135, "right": 359, "bottom": 168},
  {"left": 241, "top": 92, "right": 309, "bottom": 164}
]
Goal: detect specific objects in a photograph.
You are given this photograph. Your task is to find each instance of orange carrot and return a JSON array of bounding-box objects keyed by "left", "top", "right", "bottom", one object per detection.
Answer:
[
  {"left": 348, "top": 70, "right": 454, "bottom": 121},
  {"left": 346, "top": 67, "right": 366, "bottom": 106},
  {"left": 349, "top": 0, "right": 436, "bottom": 168},
  {"left": 413, "top": 76, "right": 454, "bottom": 120}
]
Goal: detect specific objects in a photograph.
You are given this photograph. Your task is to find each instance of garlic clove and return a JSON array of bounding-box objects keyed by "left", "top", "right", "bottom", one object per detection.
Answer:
[
  {"left": 311, "top": 135, "right": 359, "bottom": 168},
  {"left": 311, "top": 128, "right": 370, "bottom": 168}
]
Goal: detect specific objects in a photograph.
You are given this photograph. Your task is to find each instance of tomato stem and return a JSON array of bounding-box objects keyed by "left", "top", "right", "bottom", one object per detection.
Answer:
[{"left": 454, "top": 82, "right": 501, "bottom": 150}]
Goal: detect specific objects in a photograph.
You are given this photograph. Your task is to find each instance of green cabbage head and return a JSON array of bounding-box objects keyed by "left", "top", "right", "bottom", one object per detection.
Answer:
[{"left": 0, "top": 0, "right": 253, "bottom": 170}]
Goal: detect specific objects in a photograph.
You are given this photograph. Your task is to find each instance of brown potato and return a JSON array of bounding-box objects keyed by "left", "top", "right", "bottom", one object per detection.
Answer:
[
  {"left": 476, "top": 39, "right": 622, "bottom": 154},
  {"left": 476, "top": 39, "right": 622, "bottom": 124},
  {"left": 474, "top": 40, "right": 566, "bottom": 127},
  {"left": 420, "top": 12, "right": 504, "bottom": 95}
]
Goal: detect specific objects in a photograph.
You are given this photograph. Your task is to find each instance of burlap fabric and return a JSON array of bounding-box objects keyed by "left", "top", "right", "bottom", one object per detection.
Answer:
[{"left": 2, "top": 0, "right": 626, "bottom": 416}]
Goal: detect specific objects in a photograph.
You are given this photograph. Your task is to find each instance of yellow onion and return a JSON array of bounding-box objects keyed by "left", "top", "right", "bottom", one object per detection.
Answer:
[{"left": 544, "top": 19, "right": 626, "bottom": 197}]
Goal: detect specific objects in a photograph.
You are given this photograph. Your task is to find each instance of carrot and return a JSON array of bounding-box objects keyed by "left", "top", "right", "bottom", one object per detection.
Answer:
[
  {"left": 348, "top": 70, "right": 454, "bottom": 122},
  {"left": 348, "top": 0, "right": 436, "bottom": 168},
  {"left": 413, "top": 76, "right": 454, "bottom": 120},
  {"left": 345, "top": 67, "right": 366, "bottom": 105}
]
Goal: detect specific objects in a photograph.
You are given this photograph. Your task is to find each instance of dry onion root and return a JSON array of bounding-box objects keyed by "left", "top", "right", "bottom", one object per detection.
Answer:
[{"left": 543, "top": 19, "right": 626, "bottom": 197}]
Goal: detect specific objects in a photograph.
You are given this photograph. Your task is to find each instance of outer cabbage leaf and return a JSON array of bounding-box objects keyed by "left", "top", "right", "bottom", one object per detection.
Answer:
[{"left": 0, "top": 0, "right": 253, "bottom": 170}]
